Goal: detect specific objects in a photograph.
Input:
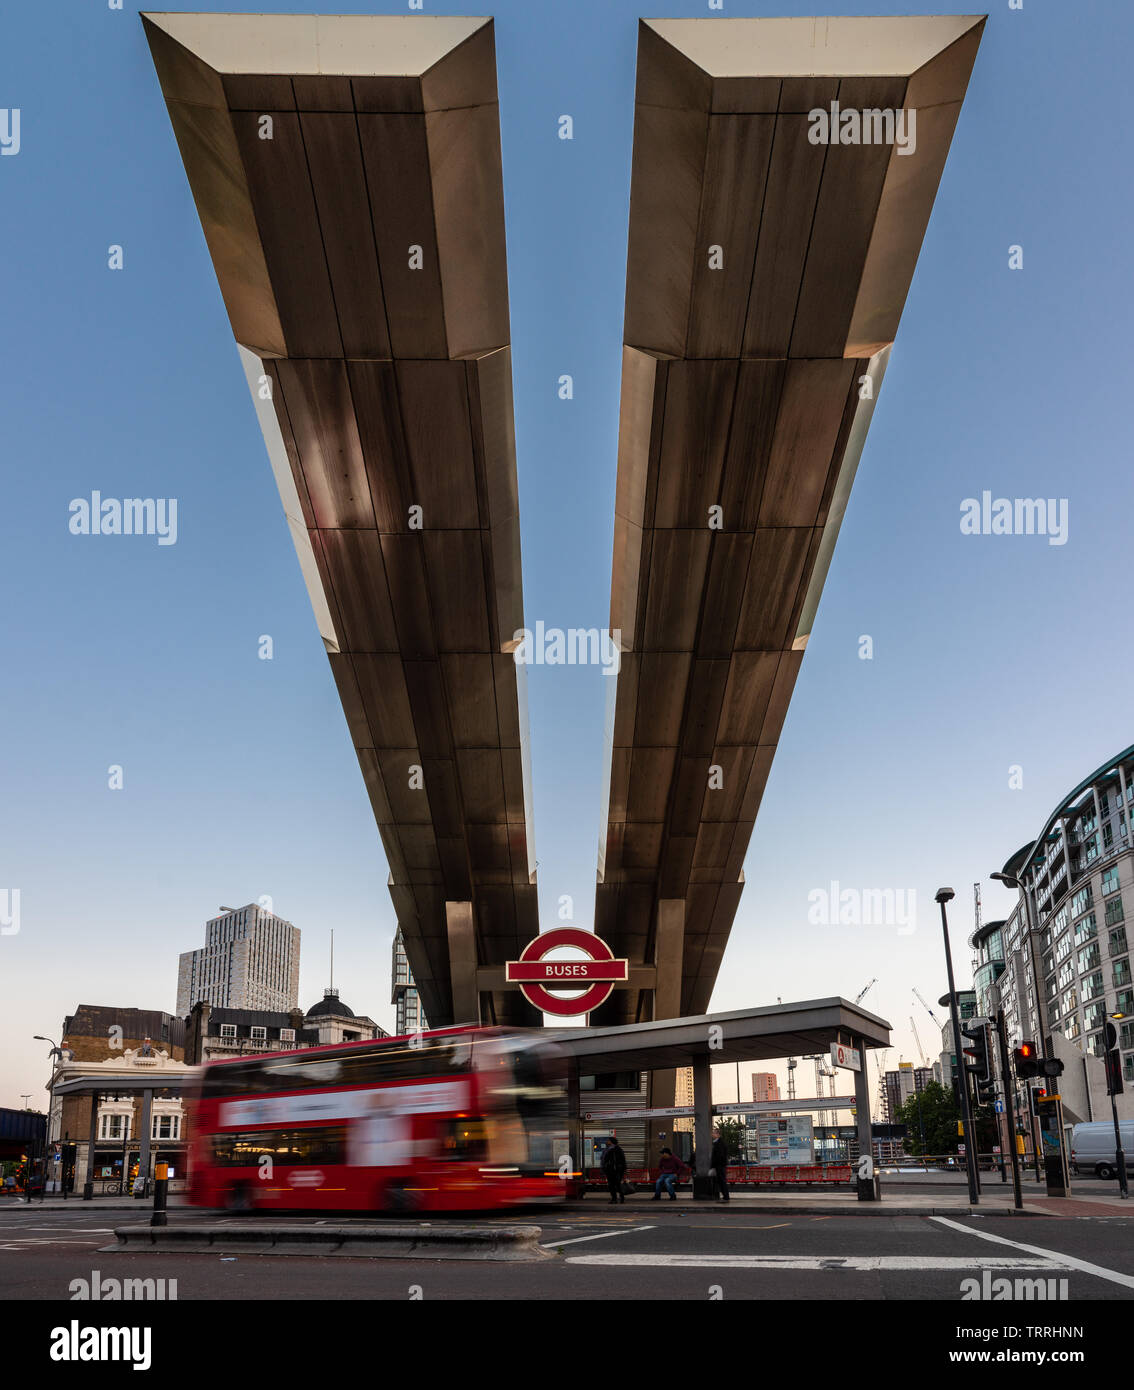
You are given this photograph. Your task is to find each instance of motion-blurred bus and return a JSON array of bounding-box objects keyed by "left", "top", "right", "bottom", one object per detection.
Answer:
[{"left": 187, "top": 1026, "right": 571, "bottom": 1213}]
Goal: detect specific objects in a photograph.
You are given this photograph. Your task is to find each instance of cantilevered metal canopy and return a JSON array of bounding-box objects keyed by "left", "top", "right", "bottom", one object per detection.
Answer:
[
  {"left": 143, "top": 14, "right": 538, "bottom": 1028},
  {"left": 594, "top": 15, "right": 985, "bottom": 1026},
  {"left": 550, "top": 996, "right": 890, "bottom": 1074}
]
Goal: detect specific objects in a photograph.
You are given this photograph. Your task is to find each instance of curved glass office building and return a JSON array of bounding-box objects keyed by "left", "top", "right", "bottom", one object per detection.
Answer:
[{"left": 989, "top": 744, "right": 1134, "bottom": 1122}]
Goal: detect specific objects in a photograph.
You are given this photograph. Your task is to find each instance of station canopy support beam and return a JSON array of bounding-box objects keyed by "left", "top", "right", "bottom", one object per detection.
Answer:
[
  {"left": 142, "top": 13, "right": 540, "bottom": 1028},
  {"left": 593, "top": 15, "right": 985, "bottom": 1029}
]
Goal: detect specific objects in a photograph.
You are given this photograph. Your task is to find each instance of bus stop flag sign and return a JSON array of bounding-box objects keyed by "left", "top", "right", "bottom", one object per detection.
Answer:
[
  {"left": 505, "top": 927, "right": 629, "bottom": 1017},
  {"left": 831, "top": 1042, "right": 862, "bottom": 1071}
]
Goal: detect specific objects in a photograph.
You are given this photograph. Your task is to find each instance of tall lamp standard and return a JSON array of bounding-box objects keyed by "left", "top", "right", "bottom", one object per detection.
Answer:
[
  {"left": 937, "top": 888, "right": 980, "bottom": 1205},
  {"left": 991, "top": 869, "right": 1045, "bottom": 1181},
  {"left": 32, "top": 1035, "right": 67, "bottom": 1199}
]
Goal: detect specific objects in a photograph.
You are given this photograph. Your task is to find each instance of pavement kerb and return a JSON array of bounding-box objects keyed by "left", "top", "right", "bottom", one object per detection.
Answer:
[{"left": 106, "top": 1222, "right": 554, "bottom": 1261}]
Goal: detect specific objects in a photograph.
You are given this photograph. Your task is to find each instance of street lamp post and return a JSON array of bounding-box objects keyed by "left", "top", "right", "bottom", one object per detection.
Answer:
[
  {"left": 937, "top": 888, "right": 980, "bottom": 1204},
  {"left": 32, "top": 1035, "right": 67, "bottom": 1200}
]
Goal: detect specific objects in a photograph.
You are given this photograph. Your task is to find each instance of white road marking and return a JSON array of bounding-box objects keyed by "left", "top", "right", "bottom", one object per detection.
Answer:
[
  {"left": 931, "top": 1215, "right": 1134, "bottom": 1291},
  {"left": 0, "top": 1237, "right": 108, "bottom": 1250},
  {"left": 564, "top": 1254, "right": 1059, "bottom": 1270},
  {"left": 541, "top": 1225, "right": 656, "bottom": 1248}
]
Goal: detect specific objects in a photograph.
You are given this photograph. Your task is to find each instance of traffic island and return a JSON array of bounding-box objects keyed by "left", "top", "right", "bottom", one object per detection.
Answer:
[{"left": 105, "top": 1223, "right": 553, "bottom": 1261}]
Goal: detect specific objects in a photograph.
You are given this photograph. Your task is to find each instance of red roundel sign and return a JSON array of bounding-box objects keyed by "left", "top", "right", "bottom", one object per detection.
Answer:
[{"left": 505, "top": 928, "right": 629, "bottom": 1017}]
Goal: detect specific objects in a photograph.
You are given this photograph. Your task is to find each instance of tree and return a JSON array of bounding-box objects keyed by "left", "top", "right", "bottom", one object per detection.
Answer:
[
  {"left": 895, "top": 1081, "right": 959, "bottom": 1156},
  {"left": 714, "top": 1118, "right": 745, "bottom": 1159}
]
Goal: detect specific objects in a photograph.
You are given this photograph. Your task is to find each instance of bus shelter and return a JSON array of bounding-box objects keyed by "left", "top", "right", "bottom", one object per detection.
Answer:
[
  {"left": 51, "top": 1074, "right": 198, "bottom": 1200},
  {"left": 548, "top": 997, "right": 890, "bottom": 1200}
]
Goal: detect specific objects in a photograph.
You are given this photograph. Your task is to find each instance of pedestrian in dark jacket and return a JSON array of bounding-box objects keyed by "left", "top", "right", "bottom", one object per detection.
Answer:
[
  {"left": 652, "top": 1147, "right": 685, "bottom": 1200},
  {"left": 601, "top": 1137, "right": 627, "bottom": 1204},
  {"left": 710, "top": 1128, "right": 730, "bottom": 1201}
]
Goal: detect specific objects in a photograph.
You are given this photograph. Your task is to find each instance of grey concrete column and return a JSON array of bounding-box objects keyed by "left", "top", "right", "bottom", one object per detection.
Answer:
[
  {"left": 692, "top": 1054, "right": 714, "bottom": 1199},
  {"left": 566, "top": 1066, "right": 582, "bottom": 1189},
  {"left": 646, "top": 899, "right": 686, "bottom": 1168},
  {"left": 853, "top": 1039, "right": 876, "bottom": 1201},
  {"left": 445, "top": 901, "right": 480, "bottom": 1025},
  {"left": 653, "top": 899, "right": 684, "bottom": 1019},
  {"left": 82, "top": 1092, "right": 99, "bottom": 1200},
  {"left": 137, "top": 1089, "right": 154, "bottom": 1187}
]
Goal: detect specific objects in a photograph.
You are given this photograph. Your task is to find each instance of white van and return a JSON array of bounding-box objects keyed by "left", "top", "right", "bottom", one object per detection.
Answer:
[{"left": 1069, "top": 1120, "right": 1134, "bottom": 1179}]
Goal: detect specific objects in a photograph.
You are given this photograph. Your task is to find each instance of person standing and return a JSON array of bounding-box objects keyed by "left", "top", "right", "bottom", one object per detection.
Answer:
[
  {"left": 710, "top": 1127, "right": 731, "bottom": 1201},
  {"left": 601, "top": 1136, "right": 627, "bottom": 1204}
]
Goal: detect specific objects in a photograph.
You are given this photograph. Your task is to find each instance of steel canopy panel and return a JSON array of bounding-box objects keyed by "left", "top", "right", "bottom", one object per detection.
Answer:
[
  {"left": 596, "top": 16, "right": 984, "bottom": 1025},
  {"left": 143, "top": 13, "right": 538, "bottom": 1028}
]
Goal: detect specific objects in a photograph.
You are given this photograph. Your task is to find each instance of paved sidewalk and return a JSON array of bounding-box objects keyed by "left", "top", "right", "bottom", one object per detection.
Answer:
[
  {"left": 574, "top": 1184, "right": 1134, "bottom": 1217},
  {"left": 6, "top": 1187, "right": 1130, "bottom": 1219},
  {"left": 0, "top": 1195, "right": 191, "bottom": 1213},
  {"left": 977, "top": 1189, "right": 1134, "bottom": 1217}
]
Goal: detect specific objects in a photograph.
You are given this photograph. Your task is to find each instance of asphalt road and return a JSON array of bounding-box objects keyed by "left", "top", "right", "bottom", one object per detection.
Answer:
[{"left": 3, "top": 1202, "right": 1132, "bottom": 1301}]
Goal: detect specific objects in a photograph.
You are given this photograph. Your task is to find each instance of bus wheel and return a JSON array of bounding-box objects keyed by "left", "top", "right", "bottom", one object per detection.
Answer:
[
  {"left": 384, "top": 1181, "right": 420, "bottom": 1216},
  {"left": 226, "top": 1184, "right": 254, "bottom": 1213}
]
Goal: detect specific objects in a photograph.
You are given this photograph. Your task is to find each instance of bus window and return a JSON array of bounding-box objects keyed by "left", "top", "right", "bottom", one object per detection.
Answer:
[
  {"left": 211, "top": 1127, "right": 347, "bottom": 1167},
  {"left": 439, "top": 1119, "right": 488, "bottom": 1162},
  {"left": 262, "top": 1059, "right": 342, "bottom": 1086}
]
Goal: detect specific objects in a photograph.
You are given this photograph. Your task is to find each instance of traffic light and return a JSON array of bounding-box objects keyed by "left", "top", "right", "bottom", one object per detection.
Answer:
[
  {"left": 1041, "top": 1058, "right": 1064, "bottom": 1079},
  {"left": 1103, "top": 1020, "right": 1125, "bottom": 1097},
  {"left": 962, "top": 1019, "right": 996, "bottom": 1102},
  {"left": 1029, "top": 1087, "right": 1046, "bottom": 1119},
  {"left": 1014, "top": 1040, "right": 1040, "bottom": 1079}
]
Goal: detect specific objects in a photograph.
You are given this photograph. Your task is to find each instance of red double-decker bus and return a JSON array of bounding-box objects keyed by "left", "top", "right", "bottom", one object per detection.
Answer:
[{"left": 187, "top": 1027, "right": 571, "bottom": 1213}]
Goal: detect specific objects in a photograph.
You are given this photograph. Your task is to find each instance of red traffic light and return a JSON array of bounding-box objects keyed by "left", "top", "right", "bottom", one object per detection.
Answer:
[{"left": 1014, "top": 1041, "right": 1040, "bottom": 1079}]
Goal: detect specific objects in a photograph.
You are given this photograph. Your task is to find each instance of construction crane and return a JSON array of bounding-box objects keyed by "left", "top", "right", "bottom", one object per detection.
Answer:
[
  {"left": 873, "top": 1047, "right": 890, "bottom": 1121},
  {"left": 909, "top": 1016, "right": 930, "bottom": 1069},
  {"left": 974, "top": 881, "right": 982, "bottom": 936},
  {"left": 912, "top": 987, "right": 940, "bottom": 1026},
  {"left": 855, "top": 978, "right": 878, "bottom": 1005},
  {"left": 786, "top": 1056, "right": 797, "bottom": 1101},
  {"left": 804, "top": 1054, "right": 830, "bottom": 1136}
]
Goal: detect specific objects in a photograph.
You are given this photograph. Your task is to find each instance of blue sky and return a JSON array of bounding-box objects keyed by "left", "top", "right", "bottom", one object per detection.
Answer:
[{"left": 3, "top": 0, "right": 1132, "bottom": 1110}]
